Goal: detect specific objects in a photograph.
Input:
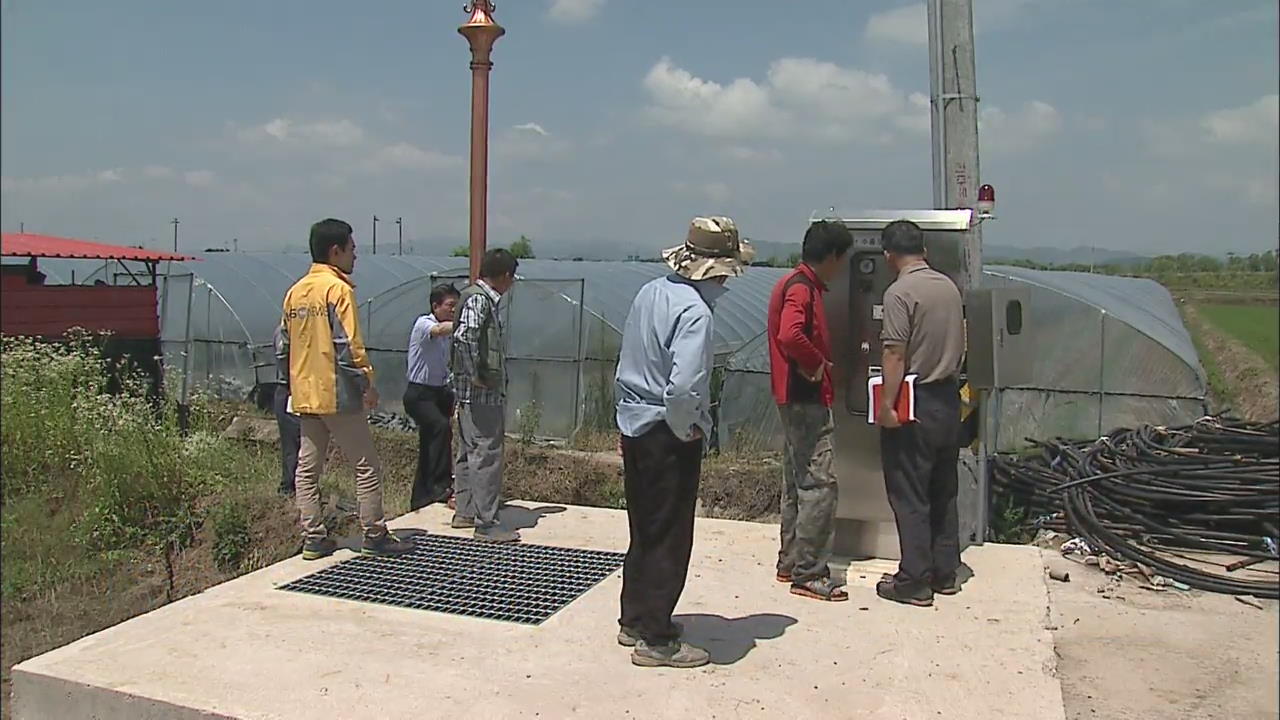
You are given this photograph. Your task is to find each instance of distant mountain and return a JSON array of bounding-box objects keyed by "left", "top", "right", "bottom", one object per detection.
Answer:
[{"left": 984, "top": 244, "right": 1150, "bottom": 268}]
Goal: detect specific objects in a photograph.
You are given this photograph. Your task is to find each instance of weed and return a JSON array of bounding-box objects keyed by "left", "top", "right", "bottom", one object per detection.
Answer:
[
  {"left": 210, "top": 500, "right": 252, "bottom": 573},
  {"left": 517, "top": 400, "right": 542, "bottom": 446},
  {"left": 0, "top": 336, "right": 275, "bottom": 600},
  {"left": 988, "top": 494, "right": 1034, "bottom": 544}
]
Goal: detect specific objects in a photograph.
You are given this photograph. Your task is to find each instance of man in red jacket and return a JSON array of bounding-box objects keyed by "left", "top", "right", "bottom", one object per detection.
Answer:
[{"left": 766, "top": 220, "right": 853, "bottom": 602}]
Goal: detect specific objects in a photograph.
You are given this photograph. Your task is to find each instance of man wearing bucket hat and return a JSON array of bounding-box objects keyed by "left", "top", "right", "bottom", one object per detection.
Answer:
[{"left": 614, "top": 216, "right": 754, "bottom": 669}]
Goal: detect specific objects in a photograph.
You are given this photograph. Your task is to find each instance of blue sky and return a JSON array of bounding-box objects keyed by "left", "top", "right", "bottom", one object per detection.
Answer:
[{"left": 2, "top": 0, "right": 1276, "bottom": 257}]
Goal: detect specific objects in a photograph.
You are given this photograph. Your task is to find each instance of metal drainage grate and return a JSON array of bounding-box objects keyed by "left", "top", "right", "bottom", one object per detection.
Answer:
[{"left": 278, "top": 534, "right": 625, "bottom": 625}]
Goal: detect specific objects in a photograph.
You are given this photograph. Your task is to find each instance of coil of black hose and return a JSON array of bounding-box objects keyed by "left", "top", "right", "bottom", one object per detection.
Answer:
[{"left": 991, "top": 417, "right": 1279, "bottom": 598}]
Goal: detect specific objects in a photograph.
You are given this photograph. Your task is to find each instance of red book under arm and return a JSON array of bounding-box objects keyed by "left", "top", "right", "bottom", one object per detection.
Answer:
[{"left": 867, "top": 373, "right": 918, "bottom": 425}]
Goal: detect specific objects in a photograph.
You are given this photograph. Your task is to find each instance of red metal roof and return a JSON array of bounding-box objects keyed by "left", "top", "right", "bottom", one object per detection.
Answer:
[{"left": 1, "top": 232, "right": 195, "bottom": 262}]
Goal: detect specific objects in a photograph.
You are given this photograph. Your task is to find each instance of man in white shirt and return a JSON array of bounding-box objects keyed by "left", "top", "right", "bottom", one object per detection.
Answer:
[{"left": 403, "top": 283, "right": 460, "bottom": 511}]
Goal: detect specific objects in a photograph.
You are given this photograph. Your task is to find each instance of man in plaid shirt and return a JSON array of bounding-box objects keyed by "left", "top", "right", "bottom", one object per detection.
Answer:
[{"left": 449, "top": 248, "right": 520, "bottom": 542}]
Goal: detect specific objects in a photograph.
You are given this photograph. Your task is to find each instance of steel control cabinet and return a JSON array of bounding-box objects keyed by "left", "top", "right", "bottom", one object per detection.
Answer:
[{"left": 821, "top": 209, "right": 990, "bottom": 560}]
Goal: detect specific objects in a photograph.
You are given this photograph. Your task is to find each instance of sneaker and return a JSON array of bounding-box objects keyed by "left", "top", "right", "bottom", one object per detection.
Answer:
[
  {"left": 931, "top": 574, "right": 961, "bottom": 596},
  {"left": 474, "top": 526, "right": 521, "bottom": 543},
  {"left": 361, "top": 532, "right": 416, "bottom": 557},
  {"left": 301, "top": 537, "right": 337, "bottom": 561},
  {"left": 451, "top": 515, "right": 477, "bottom": 529},
  {"left": 631, "top": 640, "right": 710, "bottom": 669},
  {"left": 876, "top": 577, "right": 934, "bottom": 607},
  {"left": 790, "top": 577, "right": 849, "bottom": 602},
  {"left": 617, "top": 621, "right": 684, "bottom": 648}
]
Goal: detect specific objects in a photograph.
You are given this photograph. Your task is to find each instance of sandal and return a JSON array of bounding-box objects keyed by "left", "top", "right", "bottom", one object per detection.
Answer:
[
  {"left": 790, "top": 577, "right": 849, "bottom": 602},
  {"left": 776, "top": 570, "right": 793, "bottom": 584}
]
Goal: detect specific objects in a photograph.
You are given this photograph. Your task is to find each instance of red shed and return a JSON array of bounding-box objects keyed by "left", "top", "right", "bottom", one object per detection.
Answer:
[
  {"left": 2, "top": 232, "right": 197, "bottom": 406},
  {"left": 1, "top": 232, "right": 192, "bottom": 339}
]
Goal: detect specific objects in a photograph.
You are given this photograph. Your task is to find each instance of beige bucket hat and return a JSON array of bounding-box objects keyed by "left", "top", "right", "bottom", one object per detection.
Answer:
[{"left": 662, "top": 216, "right": 756, "bottom": 281}]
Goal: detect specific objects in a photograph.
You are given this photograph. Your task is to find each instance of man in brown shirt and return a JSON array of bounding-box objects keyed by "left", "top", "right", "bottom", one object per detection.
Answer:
[{"left": 874, "top": 219, "right": 966, "bottom": 607}]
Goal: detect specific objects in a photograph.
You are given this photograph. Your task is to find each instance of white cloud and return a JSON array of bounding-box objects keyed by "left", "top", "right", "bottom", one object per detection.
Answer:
[
  {"left": 1206, "top": 173, "right": 1280, "bottom": 206},
  {"left": 865, "top": 3, "right": 927, "bottom": 45},
  {"left": 548, "top": 0, "right": 604, "bottom": 24},
  {"left": 513, "top": 122, "right": 550, "bottom": 136},
  {"left": 368, "top": 142, "right": 463, "bottom": 172},
  {"left": 865, "top": 0, "right": 1044, "bottom": 46},
  {"left": 183, "top": 170, "right": 217, "bottom": 187},
  {"left": 496, "top": 123, "right": 572, "bottom": 162},
  {"left": 1202, "top": 94, "right": 1279, "bottom": 146},
  {"left": 643, "top": 58, "right": 783, "bottom": 139},
  {"left": 1, "top": 169, "right": 125, "bottom": 192},
  {"left": 239, "top": 117, "right": 366, "bottom": 147},
  {"left": 642, "top": 56, "right": 928, "bottom": 143},
  {"left": 980, "top": 100, "right": 1062, "bottom": 152}
]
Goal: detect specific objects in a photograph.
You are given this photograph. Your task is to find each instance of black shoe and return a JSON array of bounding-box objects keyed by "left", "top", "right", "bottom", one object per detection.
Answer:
[
  {"left": 876, "top": 578, "right": 934, "bottom": 607},
  {"left": 301, "top": 537, "right": 337, "bottom": 561},
  {"left": 361, "top": 532, "right": 416, "bottom": 557}
]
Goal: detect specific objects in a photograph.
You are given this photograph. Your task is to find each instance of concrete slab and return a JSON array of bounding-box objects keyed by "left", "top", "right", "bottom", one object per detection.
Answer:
[{"left": 13, "top": 503, "right": 1065, "bottom": 720}]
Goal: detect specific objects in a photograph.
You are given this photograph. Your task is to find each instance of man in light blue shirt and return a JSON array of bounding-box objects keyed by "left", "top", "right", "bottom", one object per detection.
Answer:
[
  {"left": 613, "top": 216, "right": 754, "bottom": 669},
  {"left": 403, "top": 283, "right": 459, "bottom": 511}
]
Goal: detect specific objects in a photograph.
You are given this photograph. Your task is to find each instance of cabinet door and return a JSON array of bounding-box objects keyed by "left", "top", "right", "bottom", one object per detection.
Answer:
[{"left": 966, "top": 286, "right": 1032, "bottom": 389}]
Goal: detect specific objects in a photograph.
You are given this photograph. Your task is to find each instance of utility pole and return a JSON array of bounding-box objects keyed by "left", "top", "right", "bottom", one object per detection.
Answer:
[
  {"left": 372, "top": 214, "right": 379, "bottom": 255},
  {"left": 396, "top": 217, "right": 404, "bottom": 255},
  {"left": 460, "top": 2, "right": 504, "bottom": 281},
  {"left": 171, "top": 218, "right": 180, "bottom": 253},
  {"left": 927, "top": 0, "right": 982, "bottom": 293}
]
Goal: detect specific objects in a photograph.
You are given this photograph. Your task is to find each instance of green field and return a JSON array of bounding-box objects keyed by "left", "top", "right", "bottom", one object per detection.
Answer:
[{"left": 1198, "top": 304, "right": 1280, "bottom": 370}]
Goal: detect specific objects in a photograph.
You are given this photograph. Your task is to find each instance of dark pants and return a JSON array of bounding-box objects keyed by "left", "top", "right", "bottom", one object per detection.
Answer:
[
  {"left": 403, "top": 382, "right": 455, "bottom": 511},
  {"left": 273, "top": 384, "right": 300, "bottom": 495},
  {"left": 880, "top": 379, "right": 962, "bottom": 589},
  {"left": 619, "top": 422, "right": 703, "bottom": 646}
]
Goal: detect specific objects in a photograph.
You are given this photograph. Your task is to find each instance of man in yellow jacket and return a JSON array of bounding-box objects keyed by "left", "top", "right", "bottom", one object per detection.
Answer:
[{"left": 277, "top": 218, "right": 414, "bottom": 560}]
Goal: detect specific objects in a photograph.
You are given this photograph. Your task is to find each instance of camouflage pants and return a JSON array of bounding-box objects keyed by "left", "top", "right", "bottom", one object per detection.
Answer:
[{"left": 777, "top": 403, "right": 838, "bottom": 582}]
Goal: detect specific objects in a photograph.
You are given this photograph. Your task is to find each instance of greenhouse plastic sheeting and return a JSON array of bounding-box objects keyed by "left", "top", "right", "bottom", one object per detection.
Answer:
[
  {"left": 718, "top": 265, "right": 1209, "bottom": 453},
  {"left": 981, "top": 266, "right": 1205, "bottom": 397}
]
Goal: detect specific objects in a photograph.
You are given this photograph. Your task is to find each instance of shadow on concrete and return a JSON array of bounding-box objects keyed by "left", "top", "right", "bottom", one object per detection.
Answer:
[
  {"left": 498, "top": 504, "right": 568, "bottom": 531},
  {"left": 672, "top": 613, "right": 798, "bottom": 665}
]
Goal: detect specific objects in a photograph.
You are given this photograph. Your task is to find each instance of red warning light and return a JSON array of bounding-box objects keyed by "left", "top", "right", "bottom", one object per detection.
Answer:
[{"left": 977, "top": 184, "right": 995, "bottom": 216}]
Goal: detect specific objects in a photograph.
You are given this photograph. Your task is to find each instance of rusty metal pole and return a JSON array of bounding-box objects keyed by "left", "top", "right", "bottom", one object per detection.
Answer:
[{"left": 459, "top": 2, "right": 504, "bottom": 282}]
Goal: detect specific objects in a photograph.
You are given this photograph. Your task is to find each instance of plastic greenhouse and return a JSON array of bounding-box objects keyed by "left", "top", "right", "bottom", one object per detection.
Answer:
[
  {"left": 718, "top": 265, "right": 1208, "bottom": 453},
  {"left": 34, "top": 255, "right": 1206, "bottom": 450},
  {"left": 37, "top": 253, "right": 787, "bottom": 440}
]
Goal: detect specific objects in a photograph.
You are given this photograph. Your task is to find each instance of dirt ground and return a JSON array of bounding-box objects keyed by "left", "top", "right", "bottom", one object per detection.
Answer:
[{"left": 1045, "top": 555, "right": 1280, "bottom": 720}]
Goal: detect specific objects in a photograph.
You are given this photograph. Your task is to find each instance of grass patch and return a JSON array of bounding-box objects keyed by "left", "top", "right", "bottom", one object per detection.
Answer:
[
  {"left": 1198, "top": 304, "right": 1280, "bottom": 370},
  {"left": 0, "top": 336, "right": 301, "bottom": 713}
]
